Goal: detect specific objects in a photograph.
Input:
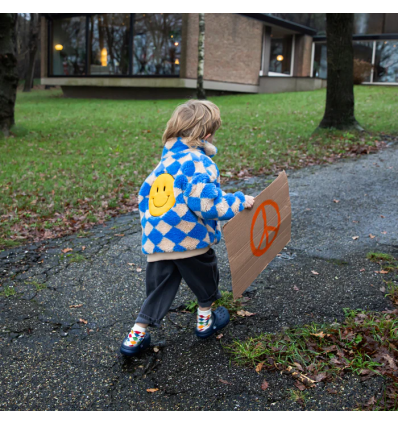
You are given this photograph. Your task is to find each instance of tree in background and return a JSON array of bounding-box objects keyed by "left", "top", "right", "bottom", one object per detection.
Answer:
[
  {"left": 319, "top": 13, "right": 362, "bottom": 130},
  {"left": 0, "top": 13, "right": 19, "bottom": 137},
  {"left": 196, "top": 13, "right": 206, "bottom": 100},
  {"left": 23, "top": 13, "right": 40, "bottom": 92}
]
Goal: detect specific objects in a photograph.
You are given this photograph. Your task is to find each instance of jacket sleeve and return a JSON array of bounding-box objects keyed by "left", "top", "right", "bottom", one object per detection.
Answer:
[{"left": 182, "top": 161, "right": 247, "bottom": 220}]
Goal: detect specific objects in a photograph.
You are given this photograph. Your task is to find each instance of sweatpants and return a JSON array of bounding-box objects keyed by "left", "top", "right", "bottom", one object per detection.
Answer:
[{"left": 136, "top": 248, "right": 221, "bottom": 327}]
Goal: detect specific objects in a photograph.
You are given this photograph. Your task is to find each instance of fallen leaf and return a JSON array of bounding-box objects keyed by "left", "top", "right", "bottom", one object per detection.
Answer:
[
  {"left": 255, "top": 362, "right": 265, "bottom": 373},
  {"left": 293, "top": 285, "right": 299, "bottom": 291},
  {"left": 294, "top": 381, "right": 306, "bottom": 391},
  {"left": 327, "top": 388, "right": 337, "bottom": 394},
  {"left": 360, "top": 268, "right": 365, "bottom": 272},
  {"left": 366, "top": 396, "right": 376, "bottom": 406},
  {"left": 62, "top": 248, "right": 73, "bottom": 253},
  {"left": 81, "top": 246, "right": 86, "bottom": 251},
  {"left": 314, "top": 372, "right": 327, "bottom": 382},
  {"left": 311, "top": 331, "right": 326, "bottom": 338},
  {"left": 78, "top": 318, "right": 88, "bottom": 324},
  {"left": 383, "top": 354, "right": 397, "bottom": 370},
  {"left": 219, "top": 379, "right": 232, "bottom": 385},
  {"left": 380, "top": 215, "right": 385, "bottom": 218},
  {"left": 352, "top": 236, "right": 359, "bottom": 240},
  {"left": 128, "top": 263, "right": 135, "bottom": 266},
  {"left": 381, "top": 231, "right": 387, "bottom": 234},
  {"left": 69, "top": 304, "right": 83, "bottom": 308},
  {"left": 376, "top": 270, "right": 389, "bottom": 274},
  {"left": 216, "top": 334, "right": 223, "bottom": 340},
  {"left": 146, "top": 388, "right": 159, "bottom": 393},
  {"left": 293, "top": 362, "right": 304, "bottom": 371},
  {"left": 333, "top": 199, "right": 339, "bottom": 203},
  {"left": 115, "top": 234, "right": 125, "bottom": 237},
  {"left": 261, "top": 380, "right": 269, "bottom": 390},
  {"left": 311, "top": 270, "right": 319, "bottom": 275},
  {"left": 136, "top": 267, "right": 142, "bottom": 272},
  {"left": 236, "top": 310, "right": 256, "bottom": 317},
  {"left": 153, "top": 347, "right": 159, "bottom": 353},
  {"left": 369, "top": 234, "right": 375, "bottom": 239},
  {"left": 380, "top": 287, "right": 386, "bottom": 293}
]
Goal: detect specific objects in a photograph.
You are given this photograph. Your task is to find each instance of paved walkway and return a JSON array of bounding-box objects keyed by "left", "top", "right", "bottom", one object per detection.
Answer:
[{"left": 1, "top": 143, "right": 397, "bottom": 410}]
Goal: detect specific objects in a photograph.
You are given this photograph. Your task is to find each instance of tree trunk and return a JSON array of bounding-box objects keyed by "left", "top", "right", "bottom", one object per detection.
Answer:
[
  {"left": 319, "top": 13, "right": 362, "bottom": 130},
  {"left": 196, "top": 13, "right": 206, "bottom": 100},
  {"left": 0, "top": 13, "right": 19, "bottom": 137},
  {"left": 23, "top": 13, "right": 40, "bottom": 92}
]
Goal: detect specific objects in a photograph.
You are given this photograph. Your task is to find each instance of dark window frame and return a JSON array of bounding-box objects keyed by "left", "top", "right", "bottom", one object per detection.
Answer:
[{"left": 47, "top": 13, "right": 181, "bottom": 78}]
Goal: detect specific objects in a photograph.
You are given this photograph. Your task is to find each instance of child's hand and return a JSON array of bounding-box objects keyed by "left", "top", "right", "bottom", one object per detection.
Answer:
[{"left": 244, "top": 195, "right": 255, "bottom": 209}]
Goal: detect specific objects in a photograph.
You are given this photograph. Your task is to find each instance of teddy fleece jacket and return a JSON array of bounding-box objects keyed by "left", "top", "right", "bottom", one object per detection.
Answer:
[{"left": 138, "top": 137, "right": 246, "bottom": 260}]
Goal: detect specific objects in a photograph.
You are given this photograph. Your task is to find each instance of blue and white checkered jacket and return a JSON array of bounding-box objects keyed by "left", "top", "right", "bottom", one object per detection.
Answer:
[{"left": 138, "top": 137, "right": 246, "bottom": 255}]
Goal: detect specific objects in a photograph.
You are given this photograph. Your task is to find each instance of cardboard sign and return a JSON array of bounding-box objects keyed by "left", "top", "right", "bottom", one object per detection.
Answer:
[{"left": 223, "top": 171, "right": 291, "bottom": 299}]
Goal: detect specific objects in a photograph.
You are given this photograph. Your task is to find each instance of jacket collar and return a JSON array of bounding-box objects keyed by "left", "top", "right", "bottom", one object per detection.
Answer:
[{"left": 163, "top": 137, "right": 217, "bottom": 158}]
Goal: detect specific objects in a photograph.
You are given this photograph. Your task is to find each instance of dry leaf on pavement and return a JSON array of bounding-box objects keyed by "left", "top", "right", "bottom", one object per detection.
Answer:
[
  {"left": 333, "top": 199, "right": 339, "bottom": 203},
  {"left": 261, "top": 380, "right": 269, "bottom": 390},
  {"left": 293, "top": 285, "right": 299, "bottom": 291},
  {"left": 255, "top": 362, "right": 265, "bottom": 373},
  {"left": 236, "top": 310, "right": 256, "bottom": 317},
  {"left": 294, "top": 381, "right": 306, "bottom": 391},
  {"left": 352, "top": 236, "right": 359, "bottom": 240},
  {"left": 216, "top": 334, "right": 223, "bottom": 340},
  {"left": 78, "top": 318, "right": 88, "bottom": 324},
  {"left": 69, "top": 304, "right": 83, "bottom": 308},
  {"left": 311, "top": 270, "right": 319, "bottom": 275},
  {"left": 369, "top": 234, "right": 375, "bottom": 239},
  {"left": 62, "top": 248, "right": 73, "bottom": 253},
  {"left": 219, "top": 379, "right": 232, "bottom": 385},
  {"left": 146, "top": 388, "right": 159, "bottom": 393},
  {"left": 136, "top": 267, "right": 142, "bottom": 272}
]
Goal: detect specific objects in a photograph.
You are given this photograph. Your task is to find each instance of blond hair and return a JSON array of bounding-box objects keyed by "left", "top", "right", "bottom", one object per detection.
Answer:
[{"left": 162, "top": 99, "right": 221, "bottom": 146}]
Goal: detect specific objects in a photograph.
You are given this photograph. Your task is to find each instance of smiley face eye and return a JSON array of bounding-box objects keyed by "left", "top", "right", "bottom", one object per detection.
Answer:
[
  {"left": 163, "top": 186, "right": 166, "bottom": 191},
  {"left": 157, "top": 187, "right": 158, "bottom": 192}
]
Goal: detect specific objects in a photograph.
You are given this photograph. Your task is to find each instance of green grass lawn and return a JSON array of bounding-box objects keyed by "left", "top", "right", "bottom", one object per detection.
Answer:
[{"left": 0, "top": 86, "right": 397, "bottom": 247}]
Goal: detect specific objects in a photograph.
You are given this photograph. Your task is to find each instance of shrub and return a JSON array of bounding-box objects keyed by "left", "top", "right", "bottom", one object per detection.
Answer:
[{"left": 353, "top": 59, "right": 373, "bottom": 85}]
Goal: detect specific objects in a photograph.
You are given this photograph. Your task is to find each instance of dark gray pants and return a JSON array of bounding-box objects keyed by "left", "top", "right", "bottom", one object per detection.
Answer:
[{"left": 136, "top": 248, "right": 221, "bottom": 327}]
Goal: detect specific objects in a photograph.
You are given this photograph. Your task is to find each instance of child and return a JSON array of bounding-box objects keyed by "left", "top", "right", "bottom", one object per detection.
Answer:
[{"left": 120, "top": 100, "right": 255, "bottom": 356}]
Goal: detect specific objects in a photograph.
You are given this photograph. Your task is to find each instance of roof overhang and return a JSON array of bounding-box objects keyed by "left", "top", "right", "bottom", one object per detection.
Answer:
[{"left": 239, "top": 13, "right": 317, "bottom": 36}]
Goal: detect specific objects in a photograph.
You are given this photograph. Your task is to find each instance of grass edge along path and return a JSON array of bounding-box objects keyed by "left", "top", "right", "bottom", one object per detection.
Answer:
[
  {"left": 227, "top": 308, "right": 398, "bottom": 410},
  {"left": 227, "top": 252, "right": 398, "bottom": 410}
]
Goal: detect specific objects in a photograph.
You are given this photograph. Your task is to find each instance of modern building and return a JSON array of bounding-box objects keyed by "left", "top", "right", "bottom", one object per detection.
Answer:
[{"left": 40, "top": 13, "right": 398, "bottom": 99}]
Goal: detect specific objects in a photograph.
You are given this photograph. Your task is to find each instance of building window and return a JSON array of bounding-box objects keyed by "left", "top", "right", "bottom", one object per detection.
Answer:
[
  {"left": 52, "top": 16, "right": 86, "bottom": 76},
  {"left": 88, "top": 14, "right": 130, "bottom": 75},
  {"left": 312, "top": 43, "right": 327, "bottom": 78},
  {"left": 269, "top": 35, "right": 292, "bottom": 75},
  {"left": 312, "top": 39, "right": 398, "bottom": 83},
  {"left": 374, "top": 40, "right": 398, "bottom": 83},
  {"left": 133, "top": 13, "right": 182, "bottom": 76},
  {"left": 49, "top": 14, "right": 182, "bottom": 77}
]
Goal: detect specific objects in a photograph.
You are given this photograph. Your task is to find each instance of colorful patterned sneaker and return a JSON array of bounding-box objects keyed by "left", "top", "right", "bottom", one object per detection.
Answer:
[
  {"left": 195, "top": 306, "right": 230, "bottom": 339},
  {"left": 120, "top": 325, "right": 151, "bottom": 357}
]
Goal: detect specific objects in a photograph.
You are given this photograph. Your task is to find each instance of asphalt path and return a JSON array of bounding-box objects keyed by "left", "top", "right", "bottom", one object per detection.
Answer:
[{"left": 1, "top": 142, "right": 397, "bottom": 410}]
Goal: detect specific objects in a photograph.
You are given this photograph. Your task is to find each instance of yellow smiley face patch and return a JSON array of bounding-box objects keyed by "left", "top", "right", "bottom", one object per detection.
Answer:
[{"left": 149, "top": 173, "right": 176, "bottom": 217}]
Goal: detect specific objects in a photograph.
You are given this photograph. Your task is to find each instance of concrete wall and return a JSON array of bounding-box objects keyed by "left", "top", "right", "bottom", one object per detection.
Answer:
[
  {"left": 181, "top": 13, "right": 263, "bottom": 85},
  {"left": 259, "top": 77, "right": 326, "bottom": 94}
]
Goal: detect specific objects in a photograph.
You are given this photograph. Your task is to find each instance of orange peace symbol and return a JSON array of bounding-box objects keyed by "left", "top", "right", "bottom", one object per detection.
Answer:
[{"left": 250, "top": 200, "right": 281, "bottom": 257}]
